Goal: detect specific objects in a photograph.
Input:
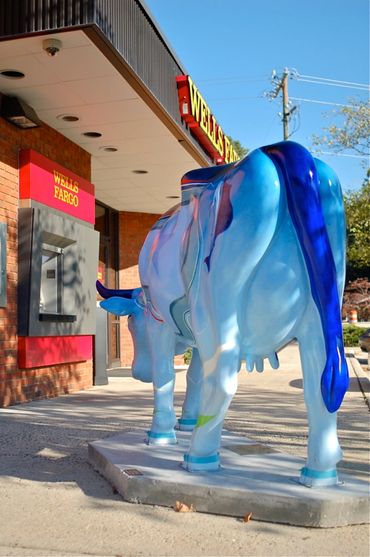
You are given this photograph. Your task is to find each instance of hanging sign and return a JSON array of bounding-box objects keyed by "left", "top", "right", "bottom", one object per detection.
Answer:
[{"left": 176, "top": 75, "right": 240, "bottom": 165}]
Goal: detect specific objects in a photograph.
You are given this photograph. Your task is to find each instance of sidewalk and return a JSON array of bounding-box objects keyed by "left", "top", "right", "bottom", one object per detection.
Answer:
[{"left": 0, "top": 344, "right": 369, "bottom": 557}]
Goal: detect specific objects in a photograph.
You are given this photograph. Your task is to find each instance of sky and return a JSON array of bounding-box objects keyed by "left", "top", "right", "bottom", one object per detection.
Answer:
[{"left": 144, "top": 0, "right": 369, "bottom": 191}]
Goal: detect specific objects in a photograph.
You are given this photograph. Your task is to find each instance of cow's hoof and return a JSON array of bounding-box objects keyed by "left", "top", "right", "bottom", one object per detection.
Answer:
[
  {"left": 182, "top": 452, "right": 220, "bottom": 471},
  {"left": 146, "top": 430, "right": 177, "bottom": 445},
  {"left": 176, "top": 417, "right": 197, "bottom": 431},
  {"left": 299, "top": 467, "right": 339, "bottom": 487}
]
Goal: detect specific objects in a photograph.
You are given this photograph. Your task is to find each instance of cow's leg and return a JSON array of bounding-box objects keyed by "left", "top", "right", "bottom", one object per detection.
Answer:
[
  {"left": 183, "top": 346, "right": 239, "bottom": 470},
  {"left": 146, "top": 317, "right": 177, "bottom": 445},
  {"left": 297, "top": 303, "right": 342, "bottom": 486},
  {"left": 178, "top": 348, "right": 202, "bottom": 431}
]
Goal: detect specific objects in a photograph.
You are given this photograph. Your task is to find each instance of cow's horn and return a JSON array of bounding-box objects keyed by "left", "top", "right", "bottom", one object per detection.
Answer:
[{"left": 96, "top": 280, "right": 137, "bottom": 299}]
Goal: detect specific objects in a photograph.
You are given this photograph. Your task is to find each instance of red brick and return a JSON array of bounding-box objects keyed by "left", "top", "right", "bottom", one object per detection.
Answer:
[{"left": 0, "top": 118, "right": 92, "bottom": 407}]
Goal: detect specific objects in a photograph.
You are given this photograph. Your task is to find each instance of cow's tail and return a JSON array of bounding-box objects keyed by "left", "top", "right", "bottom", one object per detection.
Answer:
[{"left": 262, "top": 141, "right": 349, "bottom": 413}]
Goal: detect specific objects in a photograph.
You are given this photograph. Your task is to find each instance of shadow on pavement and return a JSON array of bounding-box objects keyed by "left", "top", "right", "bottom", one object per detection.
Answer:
[
  {"left": 289, "top": 377, "right": 369, "bottom": 392},
  {"left": 0, "top": 362, "right": 369, "bottom": 499}
]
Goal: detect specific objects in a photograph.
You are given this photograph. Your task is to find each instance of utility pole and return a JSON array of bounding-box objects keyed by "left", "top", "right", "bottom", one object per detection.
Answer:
[
  {"left": 281, "top": 69, "right": 290, "bottom": 140},
  {"left": 267, "top": 68, "right": 297, "bottom": 140}
]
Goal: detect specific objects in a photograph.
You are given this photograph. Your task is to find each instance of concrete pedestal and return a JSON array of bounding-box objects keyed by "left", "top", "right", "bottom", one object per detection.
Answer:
[{"left": 88, "top": 429, "right": 369, "bottom": 528}]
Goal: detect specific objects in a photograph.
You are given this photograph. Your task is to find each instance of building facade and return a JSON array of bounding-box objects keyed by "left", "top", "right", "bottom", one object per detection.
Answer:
[{"left": 0, "top": 0, "right": 238, "bottom": 405}]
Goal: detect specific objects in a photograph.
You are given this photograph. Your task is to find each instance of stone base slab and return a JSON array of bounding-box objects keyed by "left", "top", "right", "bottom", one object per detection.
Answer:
[{"left": 88, "top": 429, "right": 369, "bottom": 528}]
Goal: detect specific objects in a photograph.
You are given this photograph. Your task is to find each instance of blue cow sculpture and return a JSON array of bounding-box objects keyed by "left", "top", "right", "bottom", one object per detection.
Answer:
[{"left": 97, "top": 141, "right": 349, "bottom": 487}]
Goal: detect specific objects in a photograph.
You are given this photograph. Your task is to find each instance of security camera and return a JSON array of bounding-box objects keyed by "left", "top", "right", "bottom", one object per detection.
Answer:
[{"left": 42, "top": 38, "right": 62, "bottom": 57}]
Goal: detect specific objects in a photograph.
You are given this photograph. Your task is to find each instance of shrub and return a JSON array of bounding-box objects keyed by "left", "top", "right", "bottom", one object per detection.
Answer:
[
  {"left": 343, "top": 278, "right": 370, "bottom": 321},
  {"left": 183, "top": 347, "right": 192, "bottom": 365},
  {"left": 342, "top": 324, "right": 365, "bottom": 347}
]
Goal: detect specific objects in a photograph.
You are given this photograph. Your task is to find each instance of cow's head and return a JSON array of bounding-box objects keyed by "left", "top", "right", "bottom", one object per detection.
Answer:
[{"left": 96, "top": 280, "right": 152, "bottom": 382}]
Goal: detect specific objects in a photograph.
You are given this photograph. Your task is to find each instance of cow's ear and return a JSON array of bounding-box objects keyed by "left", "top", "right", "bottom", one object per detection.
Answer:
[{"left": 100, "top": 296, "right": 140, "bottom": 316}]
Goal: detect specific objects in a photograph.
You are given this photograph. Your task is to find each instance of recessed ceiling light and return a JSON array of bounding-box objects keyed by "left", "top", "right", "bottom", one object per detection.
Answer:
[
  {"left": 57, "top": 114, "right": 79, "bottom": 122},
  {"left": 0, "top": 70, "right": 25, "bottom": 79},
  {"left": 99, "top": 146, "right": 118, "bottom": 152},
  {"left": 166, "top": 195, "right": 180, "bottom": 199},
  {"left": 132, "top": 169, "right": 148, "bottom": 174},
  {"left": 83, "top": 131, "right": 102, "bottom": 138}
]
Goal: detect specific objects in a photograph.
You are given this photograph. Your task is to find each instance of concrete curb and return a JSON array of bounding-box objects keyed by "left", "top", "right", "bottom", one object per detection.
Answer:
[{"left": 346, "top": 353, "right": 370, "bottom": 409}]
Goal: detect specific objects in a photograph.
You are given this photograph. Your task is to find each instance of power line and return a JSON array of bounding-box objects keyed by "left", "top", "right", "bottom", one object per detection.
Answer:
[
  {"left": 263, "top": 68, "right": 369, "bottom": 141},
  {"left": 196, "top": 75, "right": 267, "bottom": 84},
  {"left": 209, "top": 95, "right": 349, "bottom": 107},
  {"left": 208, "top": 95, "right": 351, "bottom": 108},
  {"left": 291, "top": 97, "right": 348, "bottom": 107},
  {"left": 295, "top": 72, "right": 369, "bottom": 90},
  {"left": 312, "top": 151, "right": 368, "bottom": 159},
  {"left": 207, "top": 96, "right": 263, "bottom": 102},
  {"left": 197, "top": 71, "right": 369, "bottom": 91},
  {"left": 296, "top": 78, "right": 369, "bottom": 91}
]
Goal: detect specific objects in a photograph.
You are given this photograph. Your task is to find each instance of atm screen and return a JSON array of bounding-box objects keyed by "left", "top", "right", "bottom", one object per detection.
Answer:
[{"left": 39, "top": 243, "right": 63, "bottom": 314}]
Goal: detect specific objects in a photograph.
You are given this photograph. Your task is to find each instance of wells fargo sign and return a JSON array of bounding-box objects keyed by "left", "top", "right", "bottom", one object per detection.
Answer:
[
  {"left": 19, "top": 149, "right": 95, "bottom": 224},
  {"left": 176, "top": 75, "right": 240, "bottom": 165},
  {"left": 53, "top": 170, "right": 79, "bottom": 208}
]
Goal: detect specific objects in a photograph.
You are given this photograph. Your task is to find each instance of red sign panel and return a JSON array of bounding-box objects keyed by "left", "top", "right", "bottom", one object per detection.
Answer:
[
  {"left": 19, "top": 149, "right": 95, "bottom": 224},
  {"left": 18, "top": 336, "right": 93, "bottom": 368}
]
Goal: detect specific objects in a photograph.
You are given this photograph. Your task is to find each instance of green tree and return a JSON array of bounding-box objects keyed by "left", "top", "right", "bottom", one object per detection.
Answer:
[
  {"left": 229, "top": 137, "right": 249, "bottom": 159},
  {"left": 312, "top": 99, "right": 370, "bottom": 157},
  {"left": 312, "top": 99, "right": 370, "bottom": 279},
  {"left": 344, "top": 170, "right": 370, "bottom": 279}
]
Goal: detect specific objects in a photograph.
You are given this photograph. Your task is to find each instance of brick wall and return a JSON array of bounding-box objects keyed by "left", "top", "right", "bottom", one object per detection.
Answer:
[
  {"left": 118, "top": 211, "right": 186, "bottom": 368},
  {"left": 118, "top": 211, "right": 158, "bottom": 366},
  {"left": 0, "top": 117, "right": 93, "bottom": 407}
]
